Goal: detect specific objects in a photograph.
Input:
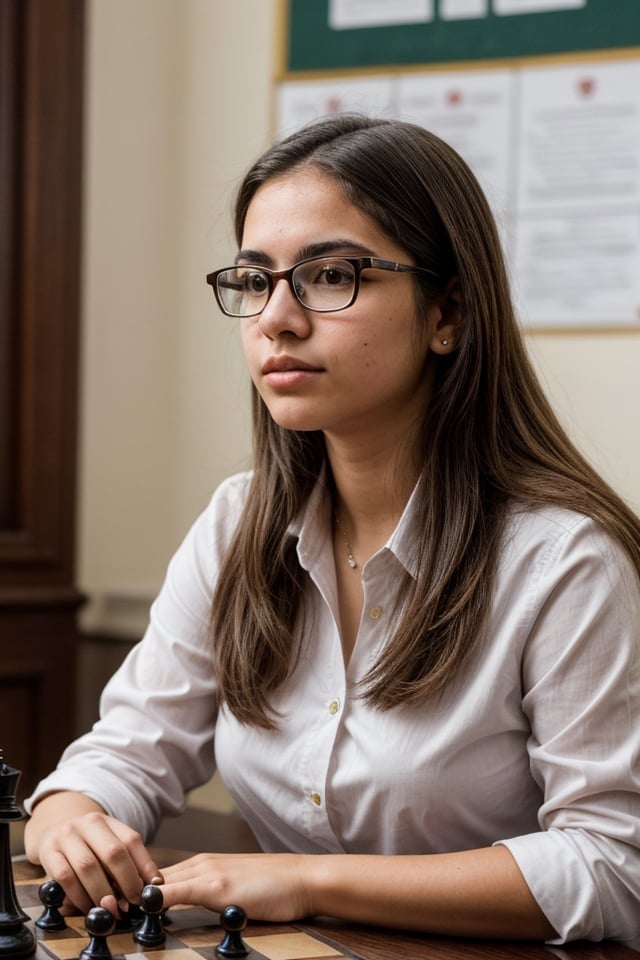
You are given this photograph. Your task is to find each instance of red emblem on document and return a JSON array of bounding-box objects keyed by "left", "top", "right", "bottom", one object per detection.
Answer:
[{"left": 578, "top": 77, "right": 596, "bottom": 97}]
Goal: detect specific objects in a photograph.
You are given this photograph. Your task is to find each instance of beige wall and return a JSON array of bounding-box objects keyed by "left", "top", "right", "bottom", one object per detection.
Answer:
[
  {"left": 79, "top": 0, "right": 274, "bottom": 634},
  {"left": 78, "top": 1, "right": 639, "bottom": 808}
]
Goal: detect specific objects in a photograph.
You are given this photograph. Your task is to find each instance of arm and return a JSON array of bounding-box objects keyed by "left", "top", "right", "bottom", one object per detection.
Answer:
[
  {"left": 151, "top": 845, "right": 556, "bottom": 938},
  {"left": 22, "top": 486, "right": 242, "bottom": 910},
  {"left": 23, "top": 484, "right": 248, "bottom": 837},
  {"left": 24, "top": 791, "right": 162, "bottom": 915}
]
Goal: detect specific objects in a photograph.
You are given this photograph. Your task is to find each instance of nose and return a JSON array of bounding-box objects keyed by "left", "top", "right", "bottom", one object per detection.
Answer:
[{"left": 256, "top": 276, "right": 312, "bottom": 340}]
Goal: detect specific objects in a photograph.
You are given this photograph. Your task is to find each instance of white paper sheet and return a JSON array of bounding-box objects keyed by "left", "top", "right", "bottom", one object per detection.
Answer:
[
  {"left": 329, "top": 0, "right": 433, "bottom": 30},
  {"left": 494, "top": 0, "right": 586, "bottom": 14},
  {"left": 513, "top": 60, "right": 640, "bottom": 326},
  {"left": 398, "top": 69, "right": 514, "bottom": 216},
  {"left": 277, "top": 77, "right": 397, "bottom": 139},
  {"left": 440, "top": 0, "right": 489, "bottom": 19}
]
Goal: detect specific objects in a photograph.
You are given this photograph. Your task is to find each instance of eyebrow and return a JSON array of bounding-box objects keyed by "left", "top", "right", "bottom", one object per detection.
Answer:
[{"left": 234, "top": 238, "right": 376, "bottom": 266}]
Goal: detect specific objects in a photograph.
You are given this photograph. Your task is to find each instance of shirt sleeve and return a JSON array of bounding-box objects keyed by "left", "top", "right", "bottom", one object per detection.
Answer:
[
  {"left": 24, "top": 473, "right": 251, "bottom": 840},
  {"left": 496, "top": 514, "right": 640, "bottom": 949}
]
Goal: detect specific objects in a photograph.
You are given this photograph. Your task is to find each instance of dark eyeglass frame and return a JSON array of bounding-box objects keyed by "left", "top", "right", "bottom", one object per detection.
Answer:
[{"left": 206, "top": 255, "right": 436, "bottom": 318}]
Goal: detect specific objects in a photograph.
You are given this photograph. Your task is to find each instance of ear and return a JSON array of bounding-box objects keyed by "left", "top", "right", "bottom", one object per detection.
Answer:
[{"left": 428, "top": 277, "right": 462, "bottom": 356}]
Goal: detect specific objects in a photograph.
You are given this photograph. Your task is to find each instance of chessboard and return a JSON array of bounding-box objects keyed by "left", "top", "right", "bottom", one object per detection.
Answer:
[{"left": 16, "top": 874, "right": 354, "bottom": 960}]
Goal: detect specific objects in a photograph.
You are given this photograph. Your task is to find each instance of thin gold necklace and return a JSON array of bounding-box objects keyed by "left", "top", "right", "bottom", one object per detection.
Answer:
[{"left": 335, "top": 513, "right": 358, "bottom": 569}]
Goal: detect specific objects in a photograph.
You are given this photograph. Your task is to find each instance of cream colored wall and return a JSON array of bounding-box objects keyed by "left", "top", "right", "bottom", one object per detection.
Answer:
[
  {"left": 528, "top": 336, "right": 639, "bottom": 510},
  {"left": 79, "top": 0, "right": 275, "bottom": 635},
  {"left": 77, "top": 1, "right": 639, "bottom": 812}
]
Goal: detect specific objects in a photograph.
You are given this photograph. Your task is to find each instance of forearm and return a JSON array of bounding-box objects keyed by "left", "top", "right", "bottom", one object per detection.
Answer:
[
  {"left": 24, "top": 791, "right": 105, "bottom": 864},
  {"left": 305, "top": 845, "right": 556, "bottom": 939}
]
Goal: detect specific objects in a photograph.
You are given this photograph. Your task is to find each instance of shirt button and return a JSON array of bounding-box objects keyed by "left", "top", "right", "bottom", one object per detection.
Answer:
[
  {"left": 369, "top": 606, "right": 382, "bottom": 620},
  {"left": 310, "top": 791, "right": 322, "bottom": 806},
  {"left": 328, "top": 698, "right": 340, "bottom": 715}
]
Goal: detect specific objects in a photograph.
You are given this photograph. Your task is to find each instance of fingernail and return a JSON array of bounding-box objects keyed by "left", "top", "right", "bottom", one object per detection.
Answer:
[{"left": 150, "top": 875, "right": 164, "bottom": 885}]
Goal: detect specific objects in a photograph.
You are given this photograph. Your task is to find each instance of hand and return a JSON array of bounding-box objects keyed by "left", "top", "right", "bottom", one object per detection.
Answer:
[
  {"left": 150, "top": 853, "right": 311, "bottom": 922},
  {"left": 30, "top": 804, "right": 162, "bottom": 916}
]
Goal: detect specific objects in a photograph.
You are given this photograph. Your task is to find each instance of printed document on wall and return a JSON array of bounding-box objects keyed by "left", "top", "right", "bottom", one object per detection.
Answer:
[
  {"left": 398, "top": 70, "right": 513, "bottom": 222},
  {"left": 513, "top": 60, "right": 640, "bottom": 327},
  {"left": 276, "top": 77, "right": 397, "bottom": 138}
]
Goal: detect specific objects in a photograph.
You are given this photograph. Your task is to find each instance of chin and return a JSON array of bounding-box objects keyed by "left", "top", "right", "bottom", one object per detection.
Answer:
[
  {"left": 269, "top": 415, "right": 324, "bottom": 433},
  {"left": 264, "top": 401, "right": 326, "bottom": 433}
]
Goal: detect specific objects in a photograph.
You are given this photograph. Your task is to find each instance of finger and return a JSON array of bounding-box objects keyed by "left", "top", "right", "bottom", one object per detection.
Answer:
[
  {"left": 108, "top": 820, "right": 164, "bottom": 894},
  {"left": 40, "top": 841, "right": 112, "bottom": 916},
  {"left": 157, "top": 877, "right": 222, "bottom": 912},
  {"left": 47, "top": 818, "right": 138, "bottom": 909},
  {"left": 100, "top": 892, "right": 120, "bottom": 917},
  {"left": 161, "top": 853, "right": 259, "bottom": 885},
  {"left": 75, "top": 818, "right": 152, "bottom": 906}
]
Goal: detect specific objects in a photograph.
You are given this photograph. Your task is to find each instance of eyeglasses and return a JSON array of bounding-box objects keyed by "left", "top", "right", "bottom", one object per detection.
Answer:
[{"left": 206, "top": 255, "right": 435, "bottom": 318}]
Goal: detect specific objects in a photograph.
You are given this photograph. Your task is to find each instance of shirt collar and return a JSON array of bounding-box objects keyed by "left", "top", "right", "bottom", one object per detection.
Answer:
[{"left": 290, "top": 469, "right": 422, "bottom": 581}]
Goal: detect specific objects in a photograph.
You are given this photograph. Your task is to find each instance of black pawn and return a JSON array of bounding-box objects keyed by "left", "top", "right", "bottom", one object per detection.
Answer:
[
  {"left": 216, "top": 905, "right": 248, "bottom": 958},
  {"left": 80, "top": 907, "right": 115, "bottom": 960},
  {"left": 114, "top": 901, "right": 144, "bottom": 932},
  {"left": 35, "top": 879, "right": 67, "bottom": 931},
  {"left": 133, "top": 884, "right": 165, "bottom": 947}
]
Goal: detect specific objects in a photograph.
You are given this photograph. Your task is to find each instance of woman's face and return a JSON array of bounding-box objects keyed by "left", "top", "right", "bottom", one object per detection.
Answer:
[{"left": 238, "top": 167, "right": 445, "bottom": 444}]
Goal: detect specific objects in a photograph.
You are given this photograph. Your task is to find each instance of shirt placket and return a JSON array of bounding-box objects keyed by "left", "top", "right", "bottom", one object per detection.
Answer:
[{"left": 296, "top": 569, "right": 348, "bottom": 851}]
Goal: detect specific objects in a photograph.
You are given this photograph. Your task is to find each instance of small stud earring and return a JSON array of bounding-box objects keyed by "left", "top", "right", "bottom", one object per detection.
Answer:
[{"left": 441, "top": 338, "right": 449, "bottom": 346}]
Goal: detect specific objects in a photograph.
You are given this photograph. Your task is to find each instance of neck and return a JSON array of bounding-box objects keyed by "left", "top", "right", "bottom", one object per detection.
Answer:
[{"left": 327, "top": 433, "right": 421, "bottom": 565}]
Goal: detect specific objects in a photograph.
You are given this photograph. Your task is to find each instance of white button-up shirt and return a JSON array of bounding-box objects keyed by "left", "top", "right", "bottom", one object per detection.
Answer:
[{"left": 26, "top": 471, "right": 640, "bottom": 949}]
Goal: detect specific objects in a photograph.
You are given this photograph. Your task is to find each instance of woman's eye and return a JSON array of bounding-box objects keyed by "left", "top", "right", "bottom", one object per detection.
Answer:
[
  {"left": 242, "top": 271, "right": 269, "bottom": 296},
  {"left": 316, "top": 265, "right": 352, "bottom": 286}
]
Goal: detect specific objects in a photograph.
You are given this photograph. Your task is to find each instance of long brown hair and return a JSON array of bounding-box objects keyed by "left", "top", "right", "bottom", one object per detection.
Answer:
[{"left": 211, "top": 114, "right": 640, "bottom": 727}]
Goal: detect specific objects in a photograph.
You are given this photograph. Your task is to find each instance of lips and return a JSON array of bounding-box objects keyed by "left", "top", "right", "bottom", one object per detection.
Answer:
[{"left": 261, "top": 355, "right": 322, "bottom": 375}]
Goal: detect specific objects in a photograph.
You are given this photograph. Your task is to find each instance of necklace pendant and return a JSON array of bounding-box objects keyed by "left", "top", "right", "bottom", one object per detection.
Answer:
[{"left": 347, "top": 554, "right": 358, "bottom": 569}]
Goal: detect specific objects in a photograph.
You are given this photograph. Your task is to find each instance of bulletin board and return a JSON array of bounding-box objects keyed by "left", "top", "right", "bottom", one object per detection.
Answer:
[
  {"left": 282, "top": 0, "right": 640, "bottom": 76},
  {"left": 275, "top": 1, "right": 640, "bottom": 332}
]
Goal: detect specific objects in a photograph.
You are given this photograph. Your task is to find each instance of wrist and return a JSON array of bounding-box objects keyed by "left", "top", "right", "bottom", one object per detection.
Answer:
[{"left": 302, "top": 854, "right": 345, "bottom": 919}]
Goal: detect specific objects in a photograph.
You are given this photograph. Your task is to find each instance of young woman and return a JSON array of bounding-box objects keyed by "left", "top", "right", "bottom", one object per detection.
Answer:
[{"left": 24, "top": 115, "right": 640, "bottom": 949}]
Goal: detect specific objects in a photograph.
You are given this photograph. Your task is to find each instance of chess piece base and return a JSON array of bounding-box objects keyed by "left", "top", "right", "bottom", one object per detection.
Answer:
[
  {"left": 216, "top": 937, "right": 249, "bottom": 958},
  {"left": 133, "top": 923, "right": 166, "bottom": 948},
  {"left": 0, "top": 923, "right": 36, "bottom": 957}
]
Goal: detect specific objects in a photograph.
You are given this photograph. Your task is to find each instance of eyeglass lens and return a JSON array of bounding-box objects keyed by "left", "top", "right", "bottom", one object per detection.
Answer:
[{"left": 216, "top": 258, "right": 358, "bottom": 316}]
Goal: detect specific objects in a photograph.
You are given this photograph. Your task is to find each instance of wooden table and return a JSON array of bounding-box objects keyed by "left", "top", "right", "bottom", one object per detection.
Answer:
[{"left": 13, "top": 854, "right": 637, "bottom": 960}]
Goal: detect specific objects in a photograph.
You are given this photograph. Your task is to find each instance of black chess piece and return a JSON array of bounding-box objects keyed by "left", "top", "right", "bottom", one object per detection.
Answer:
[
  {"left": 36, "top": 879, "right": 68, "bottom": 931},
  {"left": 216, "top": 905, "right": 249, "bottom": 958},
  {"left": 0, "top": 750, "right": 36, "bottom": 957},
  {"left": 114, "top": 900, "right": 144, "bottom": 932},
  {"left": 133, "top": 884, "right": 165, "bottom": 947},
  {"left": 79, "top": 907, "right": 115, "bottom": 960}
]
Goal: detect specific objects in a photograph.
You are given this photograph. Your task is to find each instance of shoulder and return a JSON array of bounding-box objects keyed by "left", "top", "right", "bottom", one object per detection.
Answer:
[
  {"left": 207, "top": 470, "right": 254, "bottom": 522},
  {"left": 496, "top": 501, "right": 640, "bottom": 644},
  {"left": 194, "top": 470, "right": 254, "bottom": 557},
  {"left": 502, "top": 502, "right": 635, "bottom": 575},
  {"left": 164, "top": 471, "right": 254, "bottom": 583}
]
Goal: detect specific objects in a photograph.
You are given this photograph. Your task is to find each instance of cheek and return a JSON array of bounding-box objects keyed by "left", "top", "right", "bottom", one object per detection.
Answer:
[
  {"left": 355, "top": 313, "right": 420, "bottom": 370},
  {"left": 240, "top": 323, "right": 259, "bottom": 369}
]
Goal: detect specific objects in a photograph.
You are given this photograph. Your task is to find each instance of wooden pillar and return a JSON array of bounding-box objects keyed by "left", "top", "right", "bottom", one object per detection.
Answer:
[{"left": 0, "top": 0, "right": 85, "bottom": 800}]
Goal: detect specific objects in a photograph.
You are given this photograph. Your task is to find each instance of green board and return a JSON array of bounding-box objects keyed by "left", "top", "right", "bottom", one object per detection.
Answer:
[{"left": 284, "top": 0, "right": 640, "bottom": 74}]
